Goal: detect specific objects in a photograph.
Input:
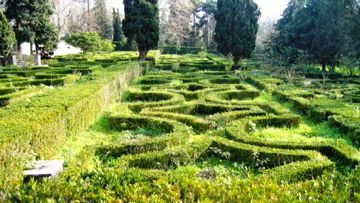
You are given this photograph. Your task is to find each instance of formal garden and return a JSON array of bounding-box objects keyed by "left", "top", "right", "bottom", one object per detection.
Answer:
[{"left": 1, "top": 0, "right": 360, "bottom": 202}]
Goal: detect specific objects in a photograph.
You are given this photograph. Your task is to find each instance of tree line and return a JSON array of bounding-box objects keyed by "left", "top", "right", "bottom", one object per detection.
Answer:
[
  {"left": 1, "top": 0, "right": 262, "bottom": 66},
  {"left": 266, "top": 0, "right": 360, "bottom": 74}
]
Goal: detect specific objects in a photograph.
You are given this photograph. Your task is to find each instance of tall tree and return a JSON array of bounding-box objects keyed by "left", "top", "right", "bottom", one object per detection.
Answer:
[
  {"left": 112, "top": 8, "right": 122, "bottom": 42},
  {"left": 4, "top": 0, "right": 26, "bottom": 50},
  {"left": 94, "top": 0, "right": 113, "bottom": 40},
  {"left": 191, "top": 0, "right": 217, "bottom": 48},
  {"left": 112, "top": 8, "right": 122, "bottom": 50},
  {"left": 31, "top": 0, "right": 59, "bottom": 55},
  {"left": 268, "top": 0, "right": 354, "bottom": 72},
  {"left": 342, "top": 0, "right": 360, "bottom": 58},
  {"left": 123, "top": 0, "right": 160, "bottom": 60},
  {"left": 159, "top": 0, "right": 195, "bottom": 47},
  {"left": 266, "top": 0, "right": 308, "bottom": 65},
  {"left": 5, "top": 0, "right": 58, "bottom": 55},
  {"left": 50, "top": 0, "right": 73, "bottom": 36},
  {"left": 305, "top": 0, "right": 343, "bottom": 72},
  {"left": 0, "top": 11, "right": 15, "bottom": 60},
  {"left": 214, "top": 0, "right": 260, "bottom": 68}
]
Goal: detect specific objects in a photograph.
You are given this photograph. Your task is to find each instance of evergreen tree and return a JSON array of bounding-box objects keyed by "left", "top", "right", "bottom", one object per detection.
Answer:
[
  {"left": 94, "top": 0, "right": 113, "bottom": 40},
  {"left": 344, "top": 0, "right": 360, "bottom": 59},
  {"left": 113, "top": 8, "right": 122, "bottom": 42},
  {"left": 305, "top": 0, "right": 343, "bottom": 72},
  {"left": 5, "top": 0, "right": 58, "bottom": 55},
  {"left": 113, "top": 8, "right": 122, "bottom": 51},
  {"left": 0, "top": 11, "right": 15, "bottom": 59},
  {"left": 214, "top": 0, "right": 260, "bottom": 68},
  {"left": 266, "top": 0, "right": 309, "bottom": 65},
  {"left": 31, "top": 0, "right": 59, "bottom": 55},
  {"left": 268, "top": 0, "right": 352, "bottom": 72},
  {"left": 4, "top": 0, "right": 26, "bottom": 50},
  {"left": 123, "top": 0, "right": 160, "bottom": 60}
]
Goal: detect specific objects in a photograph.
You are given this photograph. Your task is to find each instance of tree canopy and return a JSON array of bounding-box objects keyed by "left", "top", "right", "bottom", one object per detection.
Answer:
[
  {"left": 64, "top": 31, "right": 114, "bottom": 59},
  {"left": 214, "top": 0, "right": 260, "bottom": 68},
  {"left": 4, "top": 0, "right": 58, "bottom": 55},
  {"left": 267, "top": 0, "right": 360, "bottom": 72},
  {"left": 123, "top": 0, "right": 159, "bottom": 60},
  {"left": 0, "top": 11, "right": 15, "bottom": 58}
]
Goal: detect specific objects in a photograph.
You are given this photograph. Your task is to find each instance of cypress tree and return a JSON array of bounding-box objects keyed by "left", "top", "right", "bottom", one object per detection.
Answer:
[
  {"left": 113, "top": 8, "right": 122, "bottom": 51},
  {"left": 214, "top": 0, "right": 260, "bottom": 68},
  {"left": 113, "top": 8, "right": 122, "bottom": 42},
  {"left": 0, "top": 11, "right": 16, "bottom": 60},
  {"left": 123, "top": 0, "right": 160, "bottom": 60}
]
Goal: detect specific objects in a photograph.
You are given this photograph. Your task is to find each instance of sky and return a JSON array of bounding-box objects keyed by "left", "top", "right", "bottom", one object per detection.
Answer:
[
  {"left": 107, "top": 0, "right": 290, "bottom": 22},
  {"left": 255, "top": 0, "right": 289, "bottom": 21}
]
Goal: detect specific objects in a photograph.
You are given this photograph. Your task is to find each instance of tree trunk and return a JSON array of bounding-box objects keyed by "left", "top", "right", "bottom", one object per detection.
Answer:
[
  {"left": 17, "top": 43, "right": 21, "bottom": 52},
  {"left": 321, "top": 63, "right": 326, "bottom": 72},
  {"left": 232, "top": 56, "right": 241, "bottom": 70},
  {"left": 35, "top": 44, "right": 39, "bottom": 55},
  {"left": 139, "top": 49, "right": 148, "bottom": 61},
  {"left": 30, "top": 42, "right": 33, "bottom": 55},
  {"left": 330, "top": 64, "right": 335, "bottom": 73}
]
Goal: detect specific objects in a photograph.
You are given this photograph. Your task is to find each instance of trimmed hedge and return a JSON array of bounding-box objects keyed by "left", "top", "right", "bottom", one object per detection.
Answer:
[
  {"left": 116, "top": 136, "right": 333, "bottom": 181},
  {"left": 225, "top": 116, "right": 360, "bottom": 167},
  {"left": 123, "top": 89, "right": 185, "bottom": 112},
  {"left": 97, "top": 115, "right": 192, "bottom": 159},
  {"left": 0, "top": 63, "right": 143, "bottom": 190},
  {"left": 140, "top": 111, "right": 215, "bottom": 133}
]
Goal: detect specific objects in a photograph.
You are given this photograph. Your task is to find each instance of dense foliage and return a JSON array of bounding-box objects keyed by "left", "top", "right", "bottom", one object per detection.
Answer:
[
  {"left": 123, "top": 0, "right": 160, "bottom": 60},
  {"left": 0, "top": 53, "right": 358, "bottom": 201},
  {"left": 0, "top": 11, "right": 15, "bottom": 58},
  {"left": 4, "top": 0, "right": 58, "bottom": 55},
  {"left": 267, "top": 0, "right": 360, "bottom": 72},
  {"left": 112, "top": 8, "right": 122, "bottom": 51},
  {"left": 214, "top": 0, "right": 260, "bottom": 68},
  {"left": 64, "top": 32, "right": 114, "bottom": 59}
]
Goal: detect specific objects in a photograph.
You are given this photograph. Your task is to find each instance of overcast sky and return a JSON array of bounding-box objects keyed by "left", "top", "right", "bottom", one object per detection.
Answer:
[{"left": 107, "top": 0, "right": 290, "bottom": 21}]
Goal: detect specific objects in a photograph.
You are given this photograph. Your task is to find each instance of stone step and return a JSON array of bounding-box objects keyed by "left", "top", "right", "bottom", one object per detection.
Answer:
[{"left": 23, "top": 160, "right": 64, "bottom": 181}]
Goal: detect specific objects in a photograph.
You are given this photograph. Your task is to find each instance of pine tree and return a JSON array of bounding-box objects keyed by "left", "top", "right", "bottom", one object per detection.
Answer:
[
  {"left": 123, "top": 0, "right": 160, "bottom": 60},
  {"left": 214, "top": 0, "right": 260, "bottom": 68},
  {"left": 0, "top": 11, "right": 15, "bottom": 59},
  {"left": 94, "top": 0, "right": 113, "bottom": 40}
]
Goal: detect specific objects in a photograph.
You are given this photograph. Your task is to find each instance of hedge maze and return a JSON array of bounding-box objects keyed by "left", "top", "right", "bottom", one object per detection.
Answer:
[
  {"left": 93, "top": 54, "right": 360, "bottom": 185},
  {"left": 0, "top": 65, "right": 94, "bottom": 107},
  {"left": 3, "top": 54, "right": 360, "bottom": 201}
]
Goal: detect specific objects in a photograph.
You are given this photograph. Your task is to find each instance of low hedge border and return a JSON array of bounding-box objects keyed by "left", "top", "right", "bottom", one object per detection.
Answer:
[
  {"left": 96, "top": 115, "right": 192, "bottom": 160},
  {"left": 245, "top": 77, "right": 284, "bottom": 92},
  {"left": 225, "top": 116, "right": 360, "bottom": 167},
  {"left": 140, "top": 111, "right": 215, "bottom": 133},
  {"left": 116, "top": 136, "right": 333, "bottom": 181},
  {"left": 0, "top": 87, "right": 45, "bottom": 107},
  {"left": 206, "top": 90, "right": 261, "bottom": 102},
  {"left": 273, "top": 89, "right": 360, "bottom": 145},
  {"left": 122, "top": 89, "right": 185, "bottom": 113}
]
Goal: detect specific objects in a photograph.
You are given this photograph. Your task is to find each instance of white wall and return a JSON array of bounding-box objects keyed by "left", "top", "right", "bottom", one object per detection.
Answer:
[{"left": 19, "top": 41, "right": 81, "bottom": 56}]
